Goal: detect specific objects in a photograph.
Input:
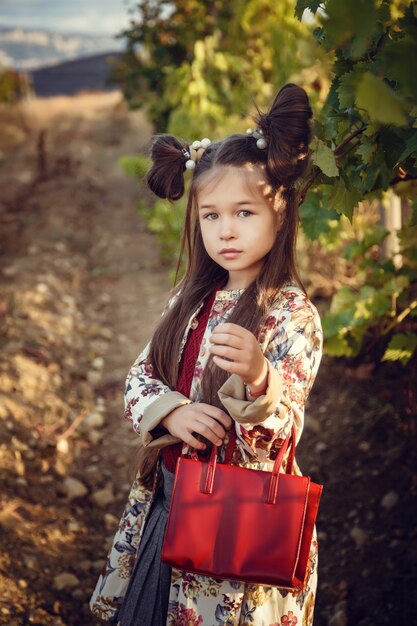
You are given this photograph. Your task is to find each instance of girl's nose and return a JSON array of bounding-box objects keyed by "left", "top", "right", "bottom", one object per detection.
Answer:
[{"left": 219, "top": 219, "right": 235, "bottom": 240}]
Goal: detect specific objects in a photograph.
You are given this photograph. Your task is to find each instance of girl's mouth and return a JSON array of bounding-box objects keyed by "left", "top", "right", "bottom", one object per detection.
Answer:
[{"left": 219, "top": 250, "right": 242, "bottom": 259}]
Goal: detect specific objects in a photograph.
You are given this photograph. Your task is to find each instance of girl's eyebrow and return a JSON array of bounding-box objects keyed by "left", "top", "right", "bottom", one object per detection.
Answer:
[{"left": 199, "top": 200, "right": 255, "bottom": 211}]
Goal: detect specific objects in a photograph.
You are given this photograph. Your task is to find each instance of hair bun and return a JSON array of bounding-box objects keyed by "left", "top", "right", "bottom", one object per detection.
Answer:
[
  {"left": 257, "top": 83, "right": 313, "bottom": 186},
  {"left": 146, "top": 134, "right": 188, "bottom": 201}
]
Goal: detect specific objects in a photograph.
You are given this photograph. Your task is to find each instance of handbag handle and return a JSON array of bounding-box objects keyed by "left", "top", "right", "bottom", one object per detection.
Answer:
[{"left": 203, "top": 424, "right": 297, "bottom": 504}]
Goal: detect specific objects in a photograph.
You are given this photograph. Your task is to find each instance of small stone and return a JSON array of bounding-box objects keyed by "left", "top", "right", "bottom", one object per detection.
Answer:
[
  {"left": 41, "top": 458, "right": 50, "bottom": 472},
  {"left": 315, "top": 441, "right": 327, "bottom": 454},
  {"left": 88, "top": 429, "right": 103, "bottom": 445},
  {"left": 358, "top": 441, "right": 370, "bottom": 452},
  {"left": 3, "top": 265, "right": 18, "bottom": 277},
  {"left": 350, "top": 526, "right": 367, "bottom": 547},
  {"left": 92, "top": 357, "right": 105, "bottom": 370},
  {"left": 56, "top": 438, "right": 69, "bottom": 455},
  {"left": 72, "top": 588, "right": 84, "bottom": 600},
  {"left": 329, "top": 609, "right": 347, "bottom": 626},
  {"left": 62, "top": 477, "right": 88, "bottom": 500},
  {"left": 381, "top": 491, "right": 398, "bottom": 510},
  {"left": 87, "top": 370, "right": 101, "bottom": 385},
  {"left": 53, "top": 572, "right": 79, "bottom": 590},
  {"left": 78, "top": 559, "right": 92, "bottom": 571},
  {"left": 54, "top": 458, "right": 67, "bottom": 477},
  {"left": 84, "top": 411, "right": 105, "bottom": 430},
  {"left": 18, "top": 578, "right": 28, "bottom": 588},
  {"left": 11, "top": 436, "right": 28, "bottom": 451},
  {"left": 104, "top": 513, "right": 119, "bottom": 531},
  {"left": 91, "top": 487, "right": 114, "bottom": 507},
  {"left": 16, "top": 477, "right": 28, "bottom": 486},
  {"left": 67, "top": 521, "right": 80, "bottom": 533},
  {"left": 16, "top": 170, "right": 32, "bottom": 184},
  {"left": 92, "top": 559, "right": 105, "bottom": 573},
  {"left": 100, "top": 292, "right": 111, "bottom": 304},
  {"left": 15, "top": 451, "right": 25, "bottom": 476},
  {"left": 305, "top": 416, "right": 321, "bottom": 434},
  {"left": 23, "top": 555, "right": 38, "bottom": 569}
]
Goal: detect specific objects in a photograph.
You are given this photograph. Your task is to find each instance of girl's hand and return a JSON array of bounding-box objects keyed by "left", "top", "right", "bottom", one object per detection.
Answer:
[
  {"left": 209, "top": 322, "right": 268, "bottom": 390},
  {"left": 161, "top": 403, "right": 232, "bottom": 450}
]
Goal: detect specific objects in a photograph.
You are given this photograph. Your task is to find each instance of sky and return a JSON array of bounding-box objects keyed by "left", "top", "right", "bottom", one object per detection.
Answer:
[{"left": 0, "top": 0, "right": 133, "bottom": 36}]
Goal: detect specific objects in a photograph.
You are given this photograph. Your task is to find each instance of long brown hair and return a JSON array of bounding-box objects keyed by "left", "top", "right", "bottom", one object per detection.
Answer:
[{"left": 146, "top": 83, "right": 313, "bottom": 408}]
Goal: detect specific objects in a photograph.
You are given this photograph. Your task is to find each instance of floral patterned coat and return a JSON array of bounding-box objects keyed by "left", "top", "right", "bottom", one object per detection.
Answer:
[{"left": 90, "top": 283, "right": 323, "bottom": 626}]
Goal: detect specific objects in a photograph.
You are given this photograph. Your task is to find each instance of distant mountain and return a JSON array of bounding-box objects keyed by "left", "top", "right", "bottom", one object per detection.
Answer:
[
  {"left": 31, "top": 52, "right": 122, "bottom": 97},
  {"left": 0, "top": 26, "right": 124, "bottom": 71}
]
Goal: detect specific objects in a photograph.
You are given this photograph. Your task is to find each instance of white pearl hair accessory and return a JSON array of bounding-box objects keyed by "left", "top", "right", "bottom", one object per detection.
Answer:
[
  {"left": 246, "top": 127, "right": 267, "bottom": 149},
  {"left": 184, "top": 138, "right": 212, "bottom": 170}
]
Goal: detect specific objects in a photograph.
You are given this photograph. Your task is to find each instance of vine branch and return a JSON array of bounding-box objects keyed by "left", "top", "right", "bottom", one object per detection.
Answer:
[{"left": 297, "top": 125, "right": 368, "bottom": 207}]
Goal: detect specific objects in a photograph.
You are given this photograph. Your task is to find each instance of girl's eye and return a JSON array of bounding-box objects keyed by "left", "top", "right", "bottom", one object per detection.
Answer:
[
  {"left": 238, "top": 210, "right": 253, "bottom": 218},
  {"left": 203, "top": 213, "right": 218, "bottom": 220}
]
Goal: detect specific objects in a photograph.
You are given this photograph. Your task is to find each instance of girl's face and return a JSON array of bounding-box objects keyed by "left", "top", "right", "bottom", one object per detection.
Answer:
[{"left": 197, "top": 165, "right": 282, "bottom": 290}]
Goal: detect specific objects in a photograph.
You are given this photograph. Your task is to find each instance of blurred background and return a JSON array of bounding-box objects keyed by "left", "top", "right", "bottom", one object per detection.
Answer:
[{"left": 0, "top": 1, "right": 416, "bottom": 625}]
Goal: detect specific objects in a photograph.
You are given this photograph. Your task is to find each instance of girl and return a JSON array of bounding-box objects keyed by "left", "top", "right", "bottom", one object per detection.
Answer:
[{"left": 90, "top": 82, "right": 323, "bottom": 626}]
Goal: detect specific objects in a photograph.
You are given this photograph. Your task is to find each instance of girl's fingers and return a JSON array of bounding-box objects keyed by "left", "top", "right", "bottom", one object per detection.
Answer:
[
  {"left": 193, "top": 416, "right": 227, "bottom": 444},
  {"left": 181, "top": 431, "right": 207, "bottom": 450},
  {"left": 212, "top": 355, "right": 241, "bottom": 375},
  {"left": 198, "top": 405, "right": 233, "bottom": 429},
  {"left": 209, "top": 332, "right": 243, "bottom": 349},
  {"left": 209, "top": 344, "right": 242, "bottom": 361}
]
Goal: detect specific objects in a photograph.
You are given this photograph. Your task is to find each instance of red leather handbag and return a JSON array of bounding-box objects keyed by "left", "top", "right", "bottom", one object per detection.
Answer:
[{"left": 161, "top": 425, "right": 323, "bottom": 589}]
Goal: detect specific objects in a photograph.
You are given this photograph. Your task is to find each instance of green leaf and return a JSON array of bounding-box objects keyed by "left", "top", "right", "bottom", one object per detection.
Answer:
[
  {"left": 363, "top": 225, "right": 388, "bottom": 248},
  {"left": 311, "top": 138, "right": 339, "bottom": 177},
  {"left": 337, "top": 65, "right": 367, "bottom": 109},
  {"left": 394, "top": 130, "right": 417, "bottom": 167},
  {"left": 294, "top": 0, "right": 323, "bottom": 20},
  {"left": 328, "top": 179, "right": 361, "bottom": 221},
  {"left": 324, "top": 334, "right": 353, "bottom": 357},
  {"left": 299, "top": 189, "right": 340, "bottom": 239},
  {"left": 381, "top": 275, "right": 409, "bottom": 298},
  {"left": 329, "top": 285, "right": 357, "bottom": 315},
  {"left": 377, "top": 36, "right": 417, "bottom": 99},
  {"left": 324, "top": 0, "right": 378, "bottom": 59},
  {"left": 355, "top": 140, "right": 377, "bottom": 165},
  {"left": 355, "top": 72, "right": 408, "bottom": 126},
  {"left": 382, "top": 332, "right": 417, "bottom": 365}
]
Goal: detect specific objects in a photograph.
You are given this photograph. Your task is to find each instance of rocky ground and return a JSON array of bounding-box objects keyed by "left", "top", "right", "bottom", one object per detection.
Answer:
[{"left": 0, "top": 93, "right": 416, "bottom": 626}]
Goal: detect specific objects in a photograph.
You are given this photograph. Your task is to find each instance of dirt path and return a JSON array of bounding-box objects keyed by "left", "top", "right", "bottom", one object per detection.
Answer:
[
  {"left": 0, "top": 93, "right": 416, "bottom": 626},
  {"left": 0, "top": 92, "right": 171, "bottom": 625}
]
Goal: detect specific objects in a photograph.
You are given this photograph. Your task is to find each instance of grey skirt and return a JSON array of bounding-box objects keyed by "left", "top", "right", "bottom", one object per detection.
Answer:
[{"left": 117, "top": 462, "right": 174, "bottom": 626}]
